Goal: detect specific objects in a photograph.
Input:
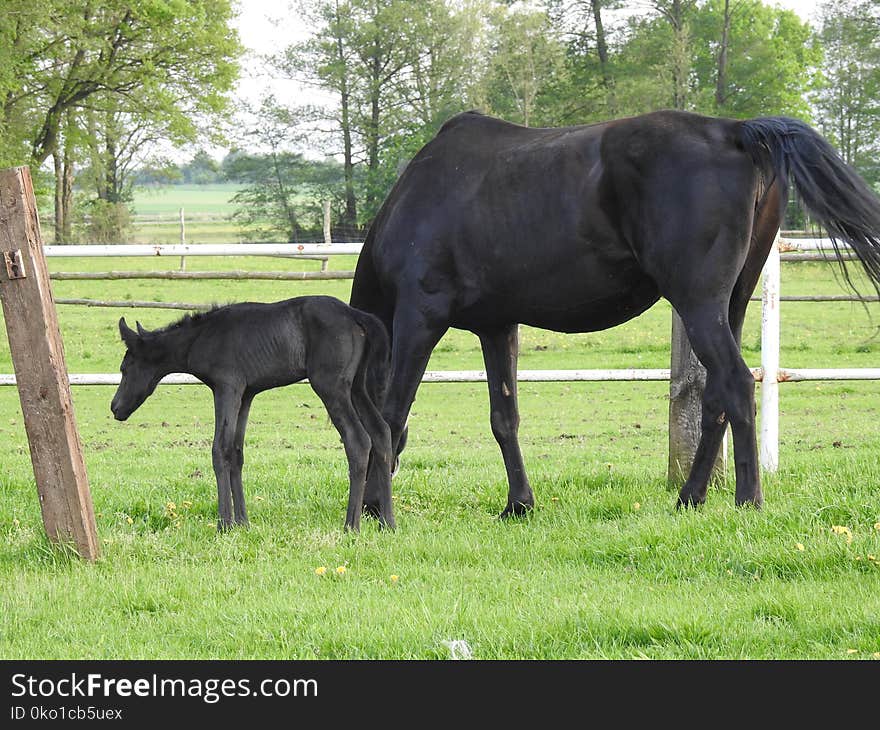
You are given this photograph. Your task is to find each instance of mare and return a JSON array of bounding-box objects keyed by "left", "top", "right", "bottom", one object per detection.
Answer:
[
  {"left": 110, "top": 295, "right": 393, "bottom": 530},
  {"left": 349, "top": 109, "right": 880, "bottom": 526}
]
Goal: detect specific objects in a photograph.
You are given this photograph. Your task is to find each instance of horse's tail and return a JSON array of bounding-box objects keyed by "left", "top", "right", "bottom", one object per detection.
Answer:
[
  {"left": 739, "top": 116, "right": 880, "bottom": 295},
  {"left": 350, "top": 307, "right": 391, "bottom": 410}
]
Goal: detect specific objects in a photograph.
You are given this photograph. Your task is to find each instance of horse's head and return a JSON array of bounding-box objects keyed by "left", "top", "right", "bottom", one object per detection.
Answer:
[{"left": 110, "top": 317, "right": 164, "bottom": 421}]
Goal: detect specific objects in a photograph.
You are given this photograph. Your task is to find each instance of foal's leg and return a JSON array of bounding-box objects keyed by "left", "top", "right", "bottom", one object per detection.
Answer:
[
  {"left": 676, "top": 307, "right": 761, "bottom": 507},
  {"left": 479, "top": 325, "right": 534, "bottom": 517},
  {"left": 230, "top": 392, "right": 254, "bottom": 526},
  {"left": 211, "top": 385, "right": 244, "bottom": 530},
  {"left": 309, "top": 370, "right": 373, "bottom": 532}
]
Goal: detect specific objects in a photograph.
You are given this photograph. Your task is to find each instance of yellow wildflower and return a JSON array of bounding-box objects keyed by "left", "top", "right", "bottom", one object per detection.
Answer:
[
  {"left": 126, "top": 516, "right": 134, "bottom": 525},
  {"left": 390, "top": 574, "right": 399, "bottom": 584},
  {"left": 796, "top": 543, "right": 805, "bottom": 552},
  {"left": 633, "top": 502, "right": 641, "bottom": 510},
  {"left": 874, "top": 522, "right": 880, "bottom": 531},
  {"left": 315, "top": 566, "right": 327, "bottom": 576},
  {"left": 336, "top": 565, "right": 347, "bottom": 575},
  {"left": 831, "top": 525, "right": 853, "bottom": 544}
]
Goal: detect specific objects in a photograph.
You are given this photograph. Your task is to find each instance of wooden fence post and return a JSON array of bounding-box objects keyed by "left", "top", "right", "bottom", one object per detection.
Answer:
[
  {"left": 0, "top": 166, "right": 99, "bottom": 560},
  {"left": 179, "top": 207, "right": 186, "bottom": 271},
  {"left": 667, "top": 312, "right": 727, "bottom": 484}
]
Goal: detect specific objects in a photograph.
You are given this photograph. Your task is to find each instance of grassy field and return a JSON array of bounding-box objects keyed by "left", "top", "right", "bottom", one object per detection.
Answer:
[
  {"left": 130, "top": 184, "right": 243, "bottom": 245},
  {"left": 1, "top": 254, "right": 879, "bottom": 659}
]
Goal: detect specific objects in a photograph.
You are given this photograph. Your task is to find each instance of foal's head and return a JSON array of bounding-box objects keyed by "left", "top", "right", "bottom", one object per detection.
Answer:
[{"left": 110, "top": 317, "right": 168, "bottom": 421}]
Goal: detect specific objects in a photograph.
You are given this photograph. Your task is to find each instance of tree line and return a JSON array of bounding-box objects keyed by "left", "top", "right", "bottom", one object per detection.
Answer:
[{"left": 1, "top": 0, "right": 878, "bottom": 243}]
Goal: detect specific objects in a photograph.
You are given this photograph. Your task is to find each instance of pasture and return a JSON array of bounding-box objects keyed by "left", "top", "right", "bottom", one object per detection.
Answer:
[{"left": 1, "top": 254, "right": 879, "bottom": 659}]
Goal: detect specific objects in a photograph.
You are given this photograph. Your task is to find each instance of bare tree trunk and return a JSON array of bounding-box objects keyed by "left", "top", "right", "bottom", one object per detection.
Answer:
[
  {"left": 53, "top": 151, "right": 64, "bottom": 243},
  {"left": 333, "top": 1, "right": 357, "bottom": 230},
  {"left": 715, "top": 0, "right": 731, "bottom": 109},
  {"left": 591, "top": 0, "right": 617, "bottom": 113},
  {"left": 61, "top": 143, "right": 73, "bottom": 244}
]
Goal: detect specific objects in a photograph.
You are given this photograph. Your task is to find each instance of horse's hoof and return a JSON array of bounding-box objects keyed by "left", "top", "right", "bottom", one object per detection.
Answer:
[
  {"left": 343, "top": 521, "right": 361, "bottom": 533},
  {"left": 378, "top": 514, "right": 396, "bottom": 531},
  {"left": 216, "top": 520, "right": 235, "bottom": 532},
  {"left": 499, "top": 501, "right": 533, "bottom": 519}
]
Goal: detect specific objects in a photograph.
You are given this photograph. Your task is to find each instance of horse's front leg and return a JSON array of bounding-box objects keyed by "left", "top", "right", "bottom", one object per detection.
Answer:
[
  {"left": 362, "top": 309, "right": 448, "bottom": 527},
  {"left": 211, "top": 386, "right": 243, "bottom": 531},
  {"left": 479, "top": 325, "right": 534, "bottom": 517}
]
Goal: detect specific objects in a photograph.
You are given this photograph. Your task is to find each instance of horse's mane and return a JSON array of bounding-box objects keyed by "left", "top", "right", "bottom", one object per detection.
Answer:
[{"left": 150, "top": 305, "right": 225, "bottom": 337}]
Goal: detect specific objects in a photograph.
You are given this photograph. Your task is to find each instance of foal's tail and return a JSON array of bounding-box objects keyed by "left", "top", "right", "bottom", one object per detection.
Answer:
[
  {"left": 351, "top": 308, "right": 391, "bottom": 409},
  {"left": 739, "top": 117, "right": 880, "bottom": 295}
]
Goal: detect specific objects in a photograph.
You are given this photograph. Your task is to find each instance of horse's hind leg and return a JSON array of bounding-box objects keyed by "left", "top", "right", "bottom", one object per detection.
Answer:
[
  {"left": 677, "top": 183, "right": 782, "bottom": 507},
  {"left": 211, "top": 385, "right": 244, "bottom": 531},
  {"left": 676, "top": 307, "right": 762, "bottom": 507},
  {"left": 479, "top": 325, "right": 534, "bottom": 517},
  {"left": 309, "top": 370, "right": 372, "bottom": 531}
]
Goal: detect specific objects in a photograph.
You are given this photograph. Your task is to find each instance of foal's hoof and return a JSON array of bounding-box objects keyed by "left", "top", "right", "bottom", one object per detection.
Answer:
[
  {"left": 362, "top": 501, "right": 382, "bottom": 519},
  {"left": 676, "top": 494, "right": 705, "bottom": 510},
  {"left": 499, "top": 500, "right": 533, "bottom": 519}
]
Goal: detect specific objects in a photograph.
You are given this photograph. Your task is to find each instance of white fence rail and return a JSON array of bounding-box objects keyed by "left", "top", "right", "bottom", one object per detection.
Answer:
[{"left": 3, "top": 235, "right": 877, "bottom": 473}]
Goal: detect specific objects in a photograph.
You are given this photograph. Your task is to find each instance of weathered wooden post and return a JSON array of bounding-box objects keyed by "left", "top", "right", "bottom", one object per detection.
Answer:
[
  {"left": 179, "top": 206, "right": 186, "bottom": 271},
  {"left": 667, "top": 314, "right": 727, "bottom": 484},
  {"left": 0, "top": 166, "right": 99, "bottom": 560}
]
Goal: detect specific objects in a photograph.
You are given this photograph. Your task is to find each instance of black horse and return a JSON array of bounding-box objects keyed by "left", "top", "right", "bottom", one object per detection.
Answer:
[
  {"left": 110, "top": 296, "right": 393, "bottom": 531},
  {"left": 350, "top": 109, "right": 880, "bottom": 524}
]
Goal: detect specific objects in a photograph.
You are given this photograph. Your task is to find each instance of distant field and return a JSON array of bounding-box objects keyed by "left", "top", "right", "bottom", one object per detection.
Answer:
[
  {"left": 130, "top": 184, "right": 243, "bottom": 245},
  {"left": 132, "top": 183, "right": 241, "bottom": 219}
]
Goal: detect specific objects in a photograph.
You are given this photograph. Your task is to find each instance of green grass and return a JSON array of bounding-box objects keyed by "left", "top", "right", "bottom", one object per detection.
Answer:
[{"left": 1, "top": 256, "right": 879, "bottom": 659}]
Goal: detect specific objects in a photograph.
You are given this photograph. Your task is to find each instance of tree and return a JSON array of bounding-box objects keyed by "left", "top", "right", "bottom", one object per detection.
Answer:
[
  {"left": 814, "top": 0, "right": 880, "bottom": 186},
  {"left": 0, "top": 0, "right": 242, "bottom": 240},
  {"left": 278, "top": 0, "right": 489, "bottom": 226},
  {"left": 226, "top": 98, "right": 348, "bottom": 242},
  {"left": 690, "top": 0, "right": 820, "bottom": 119},
  {"left": 482, "top": 3, "right": 568, "bottom": 126}
]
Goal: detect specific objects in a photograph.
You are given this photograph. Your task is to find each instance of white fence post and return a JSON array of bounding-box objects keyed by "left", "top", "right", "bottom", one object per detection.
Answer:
[{"left": 760, "top": 229, "right": 781, "bottom": 472}]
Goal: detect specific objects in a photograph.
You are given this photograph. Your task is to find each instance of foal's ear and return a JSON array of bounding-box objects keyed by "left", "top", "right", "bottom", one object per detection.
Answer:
[
  {"left": 118, "top": 317, "right": 140, "bottom": 348},
  {"left": 136, "top": 321, "right": 148, "bottom": 338}
]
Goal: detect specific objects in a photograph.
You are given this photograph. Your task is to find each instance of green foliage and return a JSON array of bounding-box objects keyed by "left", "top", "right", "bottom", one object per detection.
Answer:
[
  {"left": 691, "top": 0, "right": 821, "bottom": 118},
  {"left": 227, "top": 152, "right": 346, "bottom": 242},
  {"left": 73, "top": 198, "right": 133, "bottom": 244},
  {"left": 480, "top": 3, "right": 570, "bottom": 126}
]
